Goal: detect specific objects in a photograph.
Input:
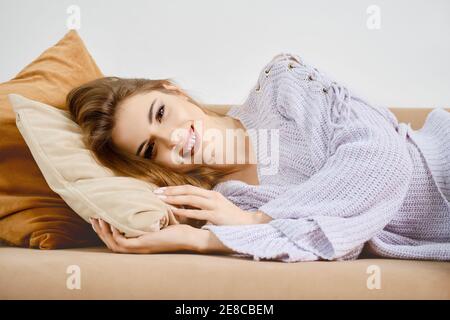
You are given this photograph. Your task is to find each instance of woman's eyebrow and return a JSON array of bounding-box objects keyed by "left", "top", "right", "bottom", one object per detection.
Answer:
[{"left": 136, "top": 98, "right": 157, "bottom": 156}]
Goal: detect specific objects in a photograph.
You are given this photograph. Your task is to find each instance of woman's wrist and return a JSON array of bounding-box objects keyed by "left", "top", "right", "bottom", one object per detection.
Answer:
[
  {"left": 182, "top": 225, "right": 203, "bottom": 252},
  {"left": 250, "top": 210, "right": 273, "bottom": 224},
  {"left": 184, "top": 211, "right": 274, "bottom": 254},
  {"left": 191, "top": 228, "right": 234, "bottom": 254}
]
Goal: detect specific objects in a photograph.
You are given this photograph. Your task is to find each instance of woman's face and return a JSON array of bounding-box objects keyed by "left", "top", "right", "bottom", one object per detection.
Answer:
[
  {"left": 112, "top": 84, "right": 223, "bottom": 227},
  {"left": 112, "top": 84, "right": 218, "bottom": 172}
]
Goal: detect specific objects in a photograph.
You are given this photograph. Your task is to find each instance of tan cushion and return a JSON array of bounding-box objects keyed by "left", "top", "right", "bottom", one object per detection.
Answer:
[
  {"left": 390, "top": 107, "right": 450, "bottom": 130},
  {"left": 0, "top": 246, "right": 448, "bottom": 299},
  {"left": 9, "top": 94, "right": 174, "bottom": 237},
  {"left": 0, "top": 30, "right": 104, "bottom": 249}
]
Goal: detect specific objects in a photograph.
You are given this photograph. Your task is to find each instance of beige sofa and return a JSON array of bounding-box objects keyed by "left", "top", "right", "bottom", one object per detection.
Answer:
[{"left": 1, "top": 106, "right": 449, "bottom": 300}]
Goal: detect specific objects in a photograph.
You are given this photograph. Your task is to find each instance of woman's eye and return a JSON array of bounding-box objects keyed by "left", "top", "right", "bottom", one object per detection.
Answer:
[
  {"left": 143, "top": 105, "right": 164, "bottom": 159},
  {"left": 144, "top": 142, "right": 154, "bottom": 159},
  {"left": 156, "top": 104, "right": 165, "bottom": 122}
]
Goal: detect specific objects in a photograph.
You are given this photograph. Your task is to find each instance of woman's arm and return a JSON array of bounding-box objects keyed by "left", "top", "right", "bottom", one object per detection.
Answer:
[
  {"left": 193, "top": 228, "right": 235, "bottom": 254},
  {"left": 190, "top": 211, "right": 273, "bottom": 254},
  {"left": 253, "top": 210, "right": 274, "bottom": 223},
  {"left": 90, "top": 217, "right": 232, "bottom": 255},
  {"left": 90, "top": 210, "right": 271, "bottom": 256}
]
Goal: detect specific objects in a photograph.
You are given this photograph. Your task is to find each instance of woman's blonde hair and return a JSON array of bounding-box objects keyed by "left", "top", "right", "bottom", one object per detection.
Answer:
[{"left": 66, "top": 76, "right": 240, "bottom": 190}]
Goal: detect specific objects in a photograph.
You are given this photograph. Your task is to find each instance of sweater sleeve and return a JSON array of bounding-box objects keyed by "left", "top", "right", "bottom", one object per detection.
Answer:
[{"left": 202, "top": 120, "right": 414, "bottom": 262}]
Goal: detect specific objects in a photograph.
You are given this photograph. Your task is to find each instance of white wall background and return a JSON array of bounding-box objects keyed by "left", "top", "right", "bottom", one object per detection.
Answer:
[{"left": 1, "top": 0, "right": 449, "bottom": 108}]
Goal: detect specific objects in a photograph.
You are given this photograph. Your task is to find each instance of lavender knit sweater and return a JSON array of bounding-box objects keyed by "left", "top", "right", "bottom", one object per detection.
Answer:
[{"left": 201, "top": 52, "right": 450, "bottom": 262}]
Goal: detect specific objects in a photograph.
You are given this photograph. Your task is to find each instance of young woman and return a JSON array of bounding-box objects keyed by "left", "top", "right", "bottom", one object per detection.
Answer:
[{"left": 67, "top": 53, "right": 450, "bottom": 262}]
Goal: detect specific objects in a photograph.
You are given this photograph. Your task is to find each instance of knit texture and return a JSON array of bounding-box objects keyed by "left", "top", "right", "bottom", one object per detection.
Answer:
[{"left": 201, "top": 52, "right": 450, "bottom": 262}]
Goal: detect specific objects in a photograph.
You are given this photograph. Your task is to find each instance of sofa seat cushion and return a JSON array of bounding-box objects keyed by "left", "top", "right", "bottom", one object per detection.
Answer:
[{"left": 1, "top": 246, "right": 448, "bottom": 299}]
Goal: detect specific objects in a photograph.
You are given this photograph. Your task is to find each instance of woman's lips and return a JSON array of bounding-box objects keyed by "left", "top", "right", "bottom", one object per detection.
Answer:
[
  {"left": 180, "top": 123, "right": 199, "bottom": 158},
  {"left": 191, "top": 124, "right": 200, "bottom": 156}
]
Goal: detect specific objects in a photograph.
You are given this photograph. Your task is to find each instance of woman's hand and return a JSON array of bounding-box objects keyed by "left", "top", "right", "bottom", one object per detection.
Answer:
[
  {"left": 90, "top": 217, "right": 203, "bottom": 254},
  {"left": 153, "top": 184, "right": 273, "bottom": 226}
]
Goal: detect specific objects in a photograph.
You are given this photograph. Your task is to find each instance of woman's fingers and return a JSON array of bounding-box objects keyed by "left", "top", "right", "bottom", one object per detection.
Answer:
[
  {"left": 157, "top": 194, "right": 214, "bottom": 210},
  {"left": 97, "top": 219, "right": 121, "bottom": 252},
  {"left": 155, "top": 184, "right": 214, "bottom": 199},
  {"left": 90, "top": 218, "right": 112, "bottom": 250},
  {"left": 167, "top": 207, "right": 181, "bottom": 225},
  {"left": 110, "top": 225, "right": 142, "bottom": 251},
  {"left": 91, "top": 217, "right": 194, "bottom": 254},
  {"left": 93, "top": 218, "right": 131, "bottom": 253},
  {"left": 110, "top": 224, "right": 128, "bottom": 245},
  {"left": 173, "top": 207, "right": 212, "bottom": 223}
]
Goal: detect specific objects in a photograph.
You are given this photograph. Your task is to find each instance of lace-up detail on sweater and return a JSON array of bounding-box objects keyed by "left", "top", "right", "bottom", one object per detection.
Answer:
[{"left": 273, "top": 52, "right": 407, "bottom": 157}]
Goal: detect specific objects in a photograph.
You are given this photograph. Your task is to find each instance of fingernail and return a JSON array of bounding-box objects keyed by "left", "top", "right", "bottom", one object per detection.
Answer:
[
  {"left": 90, "top": 221, "right": 96, "bottom": 232},
  {"left": 156, "top": 194, "right": 167, "bottom": 199},
  {"left": 153, "top": 187, "right": 167, "bottom": 194},
  {"left": 110, "top": 225, "right": 114, "bottom": 233}
]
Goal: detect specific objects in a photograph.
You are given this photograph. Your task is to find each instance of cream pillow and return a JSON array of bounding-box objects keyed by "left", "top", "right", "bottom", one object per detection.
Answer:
[{"left": 8, "top": 93, "right": 175, "bottom": 237}]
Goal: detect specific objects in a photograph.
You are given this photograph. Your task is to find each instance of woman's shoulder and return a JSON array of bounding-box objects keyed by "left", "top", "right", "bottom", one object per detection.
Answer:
[
  {"left": 264, "top": 52, "right": 303, "bottom": 71},
  {"left": 235, "top": 52, "right": 330, "bottom": 127},
  {"left": 257, "top": 53, "right": 330, "bottom": 122},
  {"left": 249, "top": 52, "right": 308, "bottom": 110},
  {"left": 255, "top": 52, "right": 304, "bottom": 85}
]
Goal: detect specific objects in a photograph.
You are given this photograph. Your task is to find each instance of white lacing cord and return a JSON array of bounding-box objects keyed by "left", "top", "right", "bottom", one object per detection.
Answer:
[
  {"left": 266, "top": 53, "right": 349, "bottom": 156},
  {"left": 395, "top": 122, "right": 412, "bottom": 139},
  {"left": 299, "top": 60, "right": 411, "bottom": 155},
  {"left": 275, "top": 53, "right": 351, "bottom": 127},
  {"left": 328, "top": 81, "right": 352, "bottom": 127},
  {"left": 299, "top": 64, "right": 354, "bottom": 156}
]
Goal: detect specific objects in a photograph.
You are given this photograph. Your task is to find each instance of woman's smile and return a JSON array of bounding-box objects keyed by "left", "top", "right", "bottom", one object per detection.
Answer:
[{"left": 180, "top": 123, "right": 199, "bottom": 158}]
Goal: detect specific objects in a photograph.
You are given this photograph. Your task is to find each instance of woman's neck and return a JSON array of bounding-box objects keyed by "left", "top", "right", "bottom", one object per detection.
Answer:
[{"left": 214, "top": 115, "right": 259, "bottom": 185}]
